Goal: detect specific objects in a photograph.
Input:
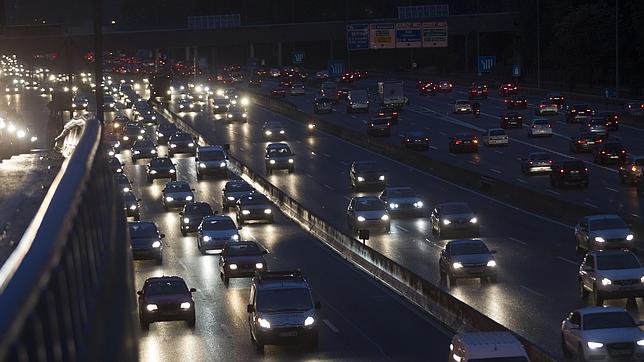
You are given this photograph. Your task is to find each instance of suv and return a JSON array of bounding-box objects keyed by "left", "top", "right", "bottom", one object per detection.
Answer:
[
  {"left": 196, "top": 145, "right": 228, "bottom": 180},
  {"left": 137, "top": 276, "right": 196, "bottom": 330},
  {"left": 246, "top": 270, "right": 321, "bottom": 352},
  {"left": 574, "top": 214, "right": 635, "bottom": 252},
  {"left": 236, "top": 194, "right": 274, "bottom": 225},
  {"left": 197, "top": 215, "right": 240, "bottom": 254},
  {"left": 579, "top": 250, "right": 644, "bottom": 306},
  {"left": 565, "top": 104, "right": 595, "bottom": 123},
  {"left": 550, "top": 160, "right": 588, "bottom": 188}
]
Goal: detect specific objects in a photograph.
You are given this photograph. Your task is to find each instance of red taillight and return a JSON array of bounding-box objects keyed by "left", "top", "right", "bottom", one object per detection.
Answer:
[
  {"left": 571, "top": 109, "right": 577, "bottom": 113},
  {"left": 578, "top": 140, "right": 585, "bottom": 144},
  {"left": 393, "top": 112, "right": 398, "bottom": 116},
  {"left": 549, "top": 160, "right": 553, "bottom": 163},
  {"left": 455, "top": 140, "right": 462, "bottom": 145},
  {"left": 597, "top": 139, "right": 603, "bottom": 143}
]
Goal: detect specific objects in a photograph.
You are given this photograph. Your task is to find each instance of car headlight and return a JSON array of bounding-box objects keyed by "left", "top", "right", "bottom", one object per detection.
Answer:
[
  {"left": 229, "top": 263, "right": 238, "bottom": 270},
  {"left": 123, "top": 187, "right": 130, "bottom": 192},
  {"left": 180, "top": 302, "right": 191, "bottom": 310},
  {"left": 231, "top": 234, "right": 240, "bottom": 241},
  {"left": 169, "top": 169, "right": 176, "bottom": 173},
  {"left": 151, "top": 150, "right": 156, "bottom": 154},
  {"left": 185, "top": 196, "right": 193, "bottom": 201},
  {"left": 242, "top": 210, "right": 250, "bottom": 215},
  {"left": 116, "top": 168, "right": 122, "bottom": 173},
  {"left": 242, "top": 113, "right": 247, "bottom": 117},
  {"left": 241, "top": 97, "right": 249, "bottom": 106},
  {"left": 487, "top": 260, "right": 496, "bottom": 267},
  {"left": 219, "top": 161, "right": 226, "bottom": 168},
  {"left": 469, "top": 217, "right": 477, "bottom": 224},
  {"left": 202, "top": 235, "right": 211, "bottom": 242},
  {"left": 123, "top": 136, "right": 129, "bottom": 140},
  {"left": 637, "top": 339, "right": 644, "bottom": 346},
  {"left": 414, "top": 201, "right": 424, "bottom": 208},
  {"left": 129, "top": 205, "right": 137, "bottom": 210},
  {"left": 137, "top": 135, "right": 143, "bottom": 140},
  {"left": 188, "top": 143, "right": 194, "bottom": 147},
  {"left": 257, "top": 317, "right": 271, "bottom": 329},
  {"left": 627, "top": 234, "right": 634, "bottom": 241},
  {"left": 594, "top": 237, "right": 606, "bottom": 243},
  {"left": 183, "top": 217, "right": 190, "bottom": 224},
  {"left": 378, "top": 175, "right": 385, "bottom": 181},
  {"left": 227, "top": 196, "right": 235, "bottom": 201},
  {"left": 304, "top": 316, "right": 315, "bottom": 326},
  {"left": 149, "top": 170, "right": 157, "bottom": 174},
  {"left": 133, "top": 150, "right": 140, "bottom": 154},
  {"left": 587, "top": 342, "right": 604, "bottom": 350},
  {"left": 151, "top": 241, "right": 161, "bottom": 248},
  {"left": 381, "top": 214, "right": 389, "bottom": 221},
  {"left": 601, "top": 278, "right": 612, "bottom": 286},
  {"left": 146, "top": 304, "right": 158, "bottom": 312},
  {"left": 357, "top": 216, "right": 366, "bottom": 222},
  {"left": 265, "top": 130, "right": 272, "bottom": 135},
  {"left": 389, "top": 203, "right": 398, "bottom": 209},
  {"left": 227, "top": 114, "right": 233, "bottom": 118},
  {"left": 269, "top": 159, "right": 276, "bottom": 164},
  {"left": 264, "top": 209, "right": 272, "bottom": 214},
  {"left": 170, "top": 144, "right": 177, "bottom": 148},
  {"left": 165, "top": 196, "right": 174, "bottom": 202},
  {"left": 357, "top": 176, "right": 365, "bottom": 182},
  {"left": 452, "top": 262, "right": 463, "bottom": 269},
  {"left": 443, "top": 219, "right": 451, "bottom": 225},
  {"left": 279, "top": 130, "right": 285, "bottom": 134}
]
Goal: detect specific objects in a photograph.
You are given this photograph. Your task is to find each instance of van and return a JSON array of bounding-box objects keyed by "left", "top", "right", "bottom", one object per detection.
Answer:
[{"left": 449, "top": 332, "right": 530, "bottom": 361}]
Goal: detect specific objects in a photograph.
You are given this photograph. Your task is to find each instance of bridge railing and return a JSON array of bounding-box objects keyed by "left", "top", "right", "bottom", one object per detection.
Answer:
[{"left": 0, "top": 118, "right": 138, "bottom": 361}]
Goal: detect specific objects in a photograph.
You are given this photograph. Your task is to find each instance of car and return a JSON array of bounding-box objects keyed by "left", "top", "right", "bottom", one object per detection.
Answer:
[
  {"left": 262, "top": 121, "right": 287, "bottom": 141},
  {"left": 437, "top": 80, "right": 453, "bottom": 93},
  {"left": 265, "top": 143, "right": 295, "bottom": 174},
  {"left": 111, "top": 115, "right": 129, "bottom": 135},
  {"left": 450, "top": 332, "right": 529, "bottom": 362},
  {"left": 195, "top": 145, "right": 228, "bottom": 180},
  {"left": 269, "top": 68, "right": 281, "bottom": 77},
  {"left": 336, "top": 86, "right": 350, "bottom": 101},
  {"left": 350, "top": 161, "right": 386, "bottom": 191},
  {"left": 121, "top": 123, "right": 146, "bottom": 147},
  {"left": 320, "top": 81, "right": 339, "bottom": 102},
  {"left": 168, "top": 132, "right": 196, "bottom": 157},
  {"left": 219, "top": 241, "right": 268, "bottom": 284},
  {"left": 482, "top": 128, "right": 509, "bottom": 146},
  {"left": 313, "top": 96, "right": 333, "bottom": 114},
  {"left": 314, "top": 70, "right": 329, "bottom": 80},
  {"left": 574, "top": 214, "right": 635, "bottom": 252},
  {"left": 279, "top": 79, "right": 292, "bottom": 88},
  {"left": 347, "top": 196, "right": 390, "bottom": 235},
  {"left": 400, "top": 131, "right": 429, "bottom": 151},
  {"left": 379, "top": 187, "right": 424, "bottom": 218},
  {"left": 146, "top": 157, "right": 176, "bottom": 183},
  {"left": 430, "top": 202, "right": 479, "bottom": 239},
  {"left": 289, "top": 83, "right": 305, "bottom": 95},
  {"left": 528, "top": 119, "right": 553, "bottom": 137},
  {"left": 579, "top": 250, "right": 644, "bottom": 306},
  {"left": 339, "top": 72, "right": 354, "bottom": 83},
  {"left": 132, "top": 101, "right": 152, "bottom": 118},
  {"left": 504, "top": 96, "right": 528, "bottom": 109},
  {"left": 377, "top": 105, "right": 399, "bottom": 124},
  {"left": 137, "top": 276, "right": 196, "bottom": 330},
  {"left": 271, "top": 88, "right": 286, "bottom": 97},
  {"left": 122, "top": 191, "right": 141, "bottom": 220},
  {"left": 418, "top": 81, "right": 437, "bottom": 96},
  {"left": 222, "top": 180, "right": 255, "bottom": 211},
  {"left": 71, "top": 95, "right": 89, "bottom": 111},
  {"left": 212, "top": 97, "right": 230, "bottom": 113},
  {"left": 569, "top": 133, "right": 605, "bottom": 153},
  {"left": 346, "top": 90, "right": 369, "bottom": 113},
  {"left": 138, "top": 112, "right": 158, "bottom": 126},
  {"left": 546, "top": 92, "right": 566, "bottom": 109},
  {"left": 103, "top": 95, "right": 117, "bottom": 111},
  {"left": 468, "top": 83, "right": 488, "bottom": 100},
  {"left": 366, "top": 117, "right": 391, "bottom": 137},
  {"left": 162, "top": 181, "right": 195, "bottom": 210},
  {"left": 521, "top": 152, "right": 554, "bottom": 175},
  {"left": 597, "top": 111, "right": 620, "bottom": 131},
  {"left": 179, "top": 202, "right": 213, "bottom": 236},
  {"left": 225, "top": 105, "right": 248, "bottom": 123},
  {"left": 236, "top": 194, "right": 274, "bottom": 225},
  {"left": 618, "top": 157, "right": 644, "bottom": 184},
  {"left": 156, "top": 123, "right": 177, "bottom": 145},
  {"left": 581, "top": 118, "right": 609, "bottom": 138},
  {"left": 498, "top": 82, "right": 518, "bottom": 97},
  {"left": 550, "top": 160, "right": 589, "bottom": 188},
  {"left": 500, "top": 112, "right": 523, "bottom": 129},
  {"left": 177, "top": 98, "right": 202, "bottom": 113},
  {"left": 453, "top": 100, "right": 472, "bottom": 114},
  {"left": 248, "top": 78, "right": 262, "bottom": 87},
  {"left": 535, "top": 100, "right": 558, "bottom": 115},
  {"left": 128, "top": 221, "right": 164, "bottom": 264},
  {"left": 625, "top": 102, "right": 644, "bottom": 116},
  {"left": 107, "top": 156, "right": 124, "bottom": 174},
  {"left": 565, "top": 104, "right": 596, "bottom": 123},
  {"left": 114, "top": 173, "right": 133, "bottom": 192},
  {"left": 593, "top": 142, "right": 628, "bottom": 165},
  {"left": 197, "top": 214, "right": 240, "bottom": 254},
  {"left": 439, "top": 239, "right": 497, "bottom": 285},
  {"left": 131, "top": 139, "right": 157, "bottom": 162},
  {"left": 246, "top": 270, "right": 321, "bottom": 352},
  {"left": 222, "top": 87, "right": 238, "bottom": 100},
  {"left": 448, "top": 134, "right": 479, "bottom": 153},
  {"left": 561, "top": 306, "right": 644, "bottom": 361}
]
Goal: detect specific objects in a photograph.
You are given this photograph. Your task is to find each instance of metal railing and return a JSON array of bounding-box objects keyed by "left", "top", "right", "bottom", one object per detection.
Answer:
[{"left": 0, "top": 118, "right": 138, "bottom": 361}]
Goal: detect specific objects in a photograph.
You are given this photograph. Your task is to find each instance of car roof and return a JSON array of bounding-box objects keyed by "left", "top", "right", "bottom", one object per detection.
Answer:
[
  {"left": 385, "top": 186, "right": 414, "bottom": 192},
  {"left": 198, "top": 145, "right": 225, "bottom": 151},
  {"left": 128, "top": 220, "right": 156, "bottom": 227},
  {"left": 266, "top": 142, "right": 289, "bottom": 149},
  {"left": 353, "top": 196, "right": 381, "bottom": 202},
  {"left": 165, "top": 180, "right": 189, "bottom": 186},
  {"left": 253, "top": 270, "right": 309, "bottom": 290},
  {"left": 203, "top": 214, "right": 234, "bottom": 222},
  {"left": 576, "top": 306, "right": 626, "bottom": 315},
  {"left": 145, "top": 275, "right": 186, "bottom": 283},
  {"left": 588, "top": 249, "right": 635, "bottom": 257},
  {"left": 447, "top": 239, "right": 485, "bottom": 246}
]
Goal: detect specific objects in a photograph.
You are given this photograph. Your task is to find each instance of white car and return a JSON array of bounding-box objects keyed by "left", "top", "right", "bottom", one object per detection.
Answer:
[
  {"left": 579, "top": 250, "right": 644, "bottom": 306},
  {"left": 535, "top": 100, "right": 558, "bottom": 115},
  {"left": 450, "top": 332, "right": 529, "bottom": 362},
  {"left": 453, "top": 100, "right": 472, "bottom": 114},
  {"left": 528, "top": 118, "right": 553, "bottom": 137},
  {"left": 482, "top": 128, "right": 509, "bottom": 146},
  {"left": 574, "top": 214, "right": 635, "bottom": 252},
  {"left": 561, "top": 306, "right": 644, "bottom": 361},
  {"left": 347, "top": 196, "right": 390, "bottom": 235},
  {"left": 197, "top": 215, "right": 239, "bottom": 254}
]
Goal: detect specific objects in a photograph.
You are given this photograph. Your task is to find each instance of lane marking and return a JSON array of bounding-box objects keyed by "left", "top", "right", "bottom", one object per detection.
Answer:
[
  {"left": 305, "top": 172, "right": 314, "bottom": 178},
  {"left": 520, "top": 285, "right": 545, "bottom": 298},
  {"left": 546, "top": 189, "right": 561, "bottom": 196},
  {"left": 323, "top": 319, "right": 340, "bottom": 334},
  {"left": 429, "top": 145, "right": 439, "bottom": 150},
  {"left": 604, "top": 187, "right": 618, "bottom": 192},
  {"left": 178, "top": 261, "right": 188, "bottom": 271},
  {"left": 583, "top": 202, "right": 598, "bottom": 209},
  {"left": 516, "top": 178, "right": 528, "bottom": 184},
  {"left": 323, "top": 184, "right": 334, "bottom": 190},
  {"left": 557, "top": 256, "right": 578, "bottom": 266},
  {"left": 489, "top": 168, "right": 502, "bottom": 174},
  {"left": 396, "top": 225, "right": 410, "bottom": 232},
  {"left": 509, "top": 237, "right": 528, "bottom": 246}
]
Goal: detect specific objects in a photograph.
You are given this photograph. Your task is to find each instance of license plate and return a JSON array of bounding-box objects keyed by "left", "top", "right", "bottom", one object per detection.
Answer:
[
  {"left": 279, "top": 331, "right": 298, "bottom": 337},
  {"left": 610, "top": 156, "right": 619, "bottom": 158},
  {"left": 587, "top": 141, "right": 595, "bottom": 145},
  {"left": 570, "top": 171, "right": 579, "bottom": 174}
]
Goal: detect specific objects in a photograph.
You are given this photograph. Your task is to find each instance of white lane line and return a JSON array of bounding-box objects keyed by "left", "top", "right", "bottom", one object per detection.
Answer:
[
  {"left": 583, "top": 202, "right": 599, "bottom": 209},
  {"left": 323, "top": 153, "right": 332, "bottom": 158},
  {"left": 494, "top": 150, "right": 504, "bottom": 154},
  {"left": 468, "top": 160, "right": 478, "bottom": 165},
  {"left": 439, "top": 131, "right": 447, "bottom": 136},
  {"left": 520, "top": 285, "right": 546, "bottom": 298},
  {"left": 396, "top": 225, "right": 410, "bottom": 232},
  {"left": 424, "top": 238, "right": 443, "bottom": 248},
  {"left": 239, "top": 147, "right": 245, "bottom": 152},
  {"left": 633, "top": 213, "right": 640, "bottom": 218},
  {"left": 604, "top": 187, "right": 618, "bottom": 192},
  {"left": 323, "top": 184, "right": 334, "bottom": 190},
  {"left": 557, "top": 256, "right": 578, "bottom": 266},
  {"left": 323, "top": 319, "right": 340, "bottom": 334},
  {"left": 509, "top": 237, "right": 528, "bottom": 246},
  {"left": 219, "top": 323, "right": 232, "bottom": 337},
  {"left": 489, "top": 168, "right": 502, "bottom": 174},
  {"left": 516, "top": 178, "right": 528, "bottom": 184},
  {"left": 429, "top": 145, "right": 439, "bottom": 150},
  {"left": 305, "top": 172, "right": 314, "bottom": 178},
  {"left": 546, "top": 189, "right": 561, "bottom": 196},
  {"left": 178, "top": 261, "right": 188, "bottom": 271}
]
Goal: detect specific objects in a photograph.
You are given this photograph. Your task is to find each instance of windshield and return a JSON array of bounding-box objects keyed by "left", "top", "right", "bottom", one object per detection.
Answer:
[
  {"left": 256, "top": 288, "right": 313, "bottom": 312},
  {"left": 529, "top": 153, "right": 551, "bottom": 161},
  {"left": 406, "top": 132, "right": 424, "bottom": 138},
  {"left": 456, "top": 101, "right": 470, "bottom": 105},
  {"left": 134, "top": 140, "right": 154, "bottom": 148},
  {"left": 241, "top": 196, "right": 269, "bottom": 205},
  {"left": 534, "top": 120, "right": 549, "bottom": 125},
  {"left": 145, "top": 280, "right": 188, "bottom": 295},
  {"left": 590, "top": 217, "right": 627, "bottom": 230},
  {"left": 451, "top": 242, "right": 490, "bottom": 255},
  {"left": 184, "top": 203, "right": 212, "bottom": 215},
  {"left": 202, "top": 218, "right": 236, "bottom": 231},
  {"left": 354, "top": 162, "right": 381, "bottom": 173},
  {"left": 150, "top": 158, "right": 172, "bottom": 167},
  {"left": 583, "top": 312, "right": 636, "bottom": 330},
  {"left": 172, "top": 133, "right": 192, "bottom": 141},
  {"left": 226, "top": 182, "right": 252, "bottom": 192},
  {"left": 603, "top": 143, "right": 623, "bottom": 150},
  {"left": 597, "top": 254, "right": 641, "bottom": 270},
  {"left": 442, "top": 203, "right": 472, "bottom": 214},
  {"left": 199, "top": 150, "right": 225, "bottom": 161},
  {"left": 490, "top": 130, "right": 506, "bottom": 136},
  {"left": 123, "top": 192, "right": 137, "bottom": 204},
  {"left": 128, "top": 223, "right": 158, "bottom": 238},
  {"left": 266, "top": 122, "right": 283, "bottom": 129},
  {"left": 166, "top": 183, "right": 191, "bottom": 192},
  {"left": 226, "top": 243, "right": 262, "bottom": 256},
  {"left": 388, "top": 189, "right": 415, "bottom": 198},
  {"left": 214, "top": 98, "right": 228, "bottom": 105},
  {"left": 268, "top": 147, "right": 292, "bottom": 156},
  {"left": 355, "top": 198, "right": 384, "bottom": 211}
]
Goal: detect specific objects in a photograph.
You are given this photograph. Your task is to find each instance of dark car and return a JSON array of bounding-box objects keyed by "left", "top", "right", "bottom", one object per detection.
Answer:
[
  {"left": 162, "top": 181, "right": 195, "bottom": 210},
  {"left": 248, "top": 78, "right": 262, "bottom": 88},
  {"left": 222, "top": 180, "right": 255, "bottom": 211},
  {"left": 212, "top": 97, "right": 230, "bottom": 113},
  {"left": 468, "top": 83, "right": 488, "bottom": 100},
  {"left": 146, "top": 157, "right": 176, "bottom": 183},
  {"left": 439, "top": 239, "right": 497, "bottom": 285},
  {"left": 569, "top": 133, "right": 604, "bottom": 153},
  {"left": 196, "top": 145, "right": 228, "bottom": 180},
  {"left": 156, "top": 123, "right": 178, "bottom": 145},
  {"left": 122, "top": 191, "right": 141, "bottom": 220},
  {"left": 448, "top": 134, "right": 479, "bottom": 153},
  {"left": 498, "top": 82, "right": 518, "bottom": 97},
  {"left": 377, "top": 105, "right": 399, "bottom": 124},
  {"left": 262, "top": 121, "right": 287, "bottom": 141},
  {"left": 107, "top": 156, "right": 124, "bottom": 174},
  {"left": 430, "top": 202, "right": 479, "bottom": 239},
  {"left": 313, "top": 96, "right": 333, "bottom": 114},
  {"left": 137, "top": 276, "right": 196, "bottom": 329},
  {"left": 418, "top": 81, "right": 437, "bottom": 96},
  {"left": 597, "top": 111, "right": 620, "bottom": 131},
  {"left": 366, "top": 117, "right": 392, "bottom": 137},
  {"left": 593, "top": 142, "right": 628, "bottom": 165},
  {"left": 270, "top": 88, "right": 286, "bottom": 97},
  {"left": 279, "top": 79, "right": 292, "bottom": 88},
  {"left": 546, "top": 92, "right": 566, "bottom": 109},
  {"left": 619, "top": 157, "right": 644, "bottom": 184},
  {"left": 129, "top": 221, "right": 165, "bottom": 264},
  {"left": 400, "top": 131, "right": 429, "bottom": 151},
  {"left": 219, "top": 241, "right": 268, "bottom": 284},
  {"left": 521, "top": 152, "right": 554, "bottom": 175},
  {"left": 504, "top": 96, "right": 528, "bottom": 109},
  {"left": 500, "top": 112, "right": 523, "bottom": 129},
  {"left": 180, "top": 202, "right": 214, "bottom": 236},
  {"left": 114, "top": 173, "right": 133, "bottom": 193},
  {"left": 379, "top": 186, "right": 425, "bottom": 218},
  {"left": 236, "top": 194, "right": 274, "bottom": 225},
  {"left": 350, "top": 161, "right": 386, "bottom": 192},
  {"left": 112, "top": 115, "right": 130, "bottom": 135},
  {"left": 565, "top": 104, "right": 595, "bottom": 123},
  {"left": 121, "top": 123, "right": 146, "bottom": 148},
  {"left": 550, "top": 160, "right": 589, "bottom": 188},
  {"left": 168, "top": 132, "right": 196, "bottom": 157},
  {"left": 131, "top": 139, "right": 158, "bottom": 162},
  {"left": 225, "top": 105, "right": 248, "bottom": 123},
  {"left": 265, "top": 143, "right": 295, "bottom": 174}
]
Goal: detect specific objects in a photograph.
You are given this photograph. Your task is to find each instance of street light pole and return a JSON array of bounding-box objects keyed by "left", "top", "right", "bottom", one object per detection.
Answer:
[
  {"left": 615, "top": 0, "right": 619, "bottom": 98},
  {"left": 93, "top": 0, "right": 104, "bottom": 125},
  {"left": 536, "top": 0, "right": 541, "bottom": 89}
]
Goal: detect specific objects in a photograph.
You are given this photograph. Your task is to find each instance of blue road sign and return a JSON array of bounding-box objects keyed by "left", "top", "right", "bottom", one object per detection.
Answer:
[
  {"left": 512, "top": 64, "right": 521, "bottom": 77},
  {"left": 292, "top": 51, "right": 305, "bottom": 65},
  {"left": 347, "top": 24, "right": 370, "bottom": 50},
  {"left": 328, "top": 60, "right": 345, "bottom": 77},
  {"left": 478, "top": 56, "right": 496, "bottom": 73}
]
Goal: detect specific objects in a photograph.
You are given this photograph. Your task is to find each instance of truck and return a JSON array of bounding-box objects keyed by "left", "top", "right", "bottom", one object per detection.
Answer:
[
  {"left": 346, "top": 89, "right": 369, "bottom": 113},
  {"left": 377, "top": 81, "right": 407, "bottom": 110},
  {"left": 320, "top": 81, "right": 339, "bottom": 103}
]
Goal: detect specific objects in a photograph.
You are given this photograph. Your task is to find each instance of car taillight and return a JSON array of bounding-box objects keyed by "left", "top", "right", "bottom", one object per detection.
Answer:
[
  {"left": 571, "top": 109, "right": 576, "bottom": 112},
  {"left": 529, "top": 161, "right": 533, "bottom": 165},
  {"left": 532, "top": 125, "right": 536, "bottom": 128},
  {"left": 621, "top": 150, "right": 626, "bottom": 153},
  {"left": 473, "top": 139, "right": 478, "bottom": 144},
  {"left": 632, "top": 166, "right": 638, "bottom": 172},
  {"left": 549, "top": 160, "right": 553, "bottom": 163},
  {"left": 597, "top": 139, "right": 603, "bottom": 143},
  {"left": 393, "top": 112, "right": 398, "bottom": 116},
  {"left": 455, "top": 140, "right": 462, "bottom": 144},
  {"left": 547, "top": 125, "right": 551, "bottom": 128},
  {"left": 578, "top": 140, "right": 585, "bottom": 144}
]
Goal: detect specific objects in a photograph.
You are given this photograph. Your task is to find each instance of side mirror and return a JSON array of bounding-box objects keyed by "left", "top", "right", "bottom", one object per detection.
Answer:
[
  {"left": 263, "top": 249, "right": 268, "bottom": 254},
  {"left": 246, "top": 304, "right": 255, "bottom": 313},
  {"left": 223, "top": 144, "right": 230, "bottom": 150},
  {"left": 314, "top": 301, "right": 321, "bottom": 310},
  {"left": 189, "top": 287, "right": 196, "bottom": 293},
  {"left": 191, "top": 188, "right": 195, "bottom": 191},
  {"left": 160, "top": 233, "right": 166, "bottom": 238},
  {"left": 137, "top": 198, "right": 142, "bottom": 202},
  {"left": 179, "top": 212, "right": 184, "bottom": 216},
  {"left": 136, "top": 290, "right": 143, "bottom": 296}
]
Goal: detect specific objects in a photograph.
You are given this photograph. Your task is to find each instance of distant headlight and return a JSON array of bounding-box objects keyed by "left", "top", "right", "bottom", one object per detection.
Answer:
[
  {"left": 169, "top": 169, "right": 176, "bottom": 173},
  {"left": 357, "top": 216, "right": 366, "bottom": 222},
  {"left": 587, "top": 342, "right": 604, "bottom": 350},
  {"left": 452, "top": 262, "right": 463, "bottom": 269},
  {"left": 594, "top": 237, "right": 606, "bottom": 243},
  {"left": 219, "top": 161, "right": 226, "bottom": 168},
  {"left": 232, "top": 234, "right": 239, "bottom": 241},
  {"left": 242, "top": 113, "right": 247, "bottom": 117},
  {"left": 242, "top": 210, "right": 250, "bottom": 215},
  {"left": 443, "top": 219, "right": 451, "bottom": 225},
  {"left": 170, "top": 144, "right": 177, "bottom": 148},
  {"left": 414, "top": 201, "right": 423, "bottom": 208},
  {"left": 188, "top": 143, "right": 195, "bottom": 147},
  {"left": 265, "top": 130, "right": 272, "bottom": 135},
  {"left": 380, "top": 214, "right": 389, "bottom": 221},
  {"left": 146, "top": 304, "right": 158, "bottom": 312},
  {"left": 229, "top": 264, "right": 238, "bottom": 270},
  {"left": 116, "top": 168, "right": 122, "bottom": 173},
  {"left": 279, "top": 130, "right": 285, "bottom": 134},
  {"left": 378, "top": 175, "right": 385, "bottom": 181},
  {"left": 257, "top": 317, "right": 271, "bottom": 329},
  {"left": 357, "top": 176, "right": 365, "bottom": 182},
  {"left": 601, "top": 278, "right": 612, "bottom": 286},
  {"left": 469, "top": 217, "right": 477, "bottom": 224},
  {"left": 133, "top": 150, "right": 140, "bottom": 154},
  {"left": 137, "top": 135, "right": 143, "bottom": 140},
  {"left": 264, "top": 209, "right": 272, "bottom": 214},
  {"left": 123, "top": 187, "right": 130, "bottom": 192},
  {"left": 487, "top": 260, "right": 496, "bottom": 267},
  {"left": 151, "top": 150, "right": 157, "bottom": 154},
  {"left": 627, "top": 234, "right": 634, "bottom": 241},
  {"left": 129, "top": 205, "right": 137, "bottom": 210},
  {"left": 304, "top": 316, "right": 315, "bottom": 326},
  {"left": 288, "top": 159, "right": 294, "bottom": 163},
  {"left": 180, "top": 302, "right": 191, "bottom": 310},
  {"left": 149, "top": 170, "right": 157, "bottom": 174},
  {"left": 389, "top": 203, "right": 398, "bottom": 209},
  {"left": 151, "top": 241, "right": 161, "bottom": 248},
  {"left": 165, "top": 196, "right": 174, "bottom": 202},
  {"left": 183, "top": 217, "right": 190, "bottom": 224},
  {"left": 199, "top": 162, "right": 207, "bottom": 168},
  {"left": 255, "top": 262, "right": 264, "bottom": 269},
  {"left": 185, "top": 196, "right": 193, "bottom": 201},
  {"left": 123, "top": 136, "right": 129, "bottom": 141},
  {"left": 202, "top": 235, "right": 211, "bottom": 242},
  {"left": 227, "top": 196, "right": 235, "bottom": 201},
  {"left": 228, "top": 114, "right": 233, "bottom": 118}
]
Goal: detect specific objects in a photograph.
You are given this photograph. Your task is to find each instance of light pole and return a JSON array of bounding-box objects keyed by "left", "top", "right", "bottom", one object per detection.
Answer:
[
  {"left": 536, "top": 0, "right": 541, "bottom": 89},
  {"left": 615, "top": 0, "right": 619, "bottom": 98}
]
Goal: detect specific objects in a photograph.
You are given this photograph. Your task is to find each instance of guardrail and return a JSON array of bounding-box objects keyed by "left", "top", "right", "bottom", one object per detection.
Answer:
[{"left": 0, "top": 118, "right": 138, "bottom": 361}]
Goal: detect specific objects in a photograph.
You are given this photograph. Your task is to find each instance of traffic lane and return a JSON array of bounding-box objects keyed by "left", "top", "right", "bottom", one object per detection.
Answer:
[
  {"left": 2, "top": 90, "right": 51, "bottom": 149},
  {"left": 122, "top": 144, "right": 451, "bottom": 362},
  {"left": 177, "top": 103, "right": 617, "bottom": 354}
]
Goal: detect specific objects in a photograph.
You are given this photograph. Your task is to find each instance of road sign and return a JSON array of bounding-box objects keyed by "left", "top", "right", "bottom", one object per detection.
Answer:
[
  {"left": 395, "top": 23, "right": 422, "bottom": 48},
  {"left": 512, "top": 64, "right": 521, "bottom": 77},
  {"left": 478, "top": 56, "right": 496, "bottom": 73},
  {"left": 422, "top": 22, "right": 448, "bottom": 47},
  {"left": 347, "top": 24, "right": 370, "bottom": 50},
  {"left": 327, "top": 60, "right": 345, "bottom": 77},
  {"left": 369, "top": 23, "right": 395, "bottom": 49},
  {"left": 292, "top": 51, "right": 305, "bottom": 64}
]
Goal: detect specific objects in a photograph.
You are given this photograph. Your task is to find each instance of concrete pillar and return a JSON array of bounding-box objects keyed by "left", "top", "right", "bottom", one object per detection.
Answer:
[
  {"left": 329, "top": 40, "right": 334, "bottom": 59},
  {"left": 193, "top": 46, "right": 199, "bottom": 74},
  {"left": 154, "top": 49, "right": 160, "bottom": 73},
  {"left": 185, "top": 47, "right": 190, "bottom": 63},
  {"left": 210, "top": 47, "right": 217, "bottom": 74},
  {"left": 249, "top": 43, "right": 255, "bottom": 58},
  {"left": 277, "top": 42, "right": 282, "bottom": 66}
]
